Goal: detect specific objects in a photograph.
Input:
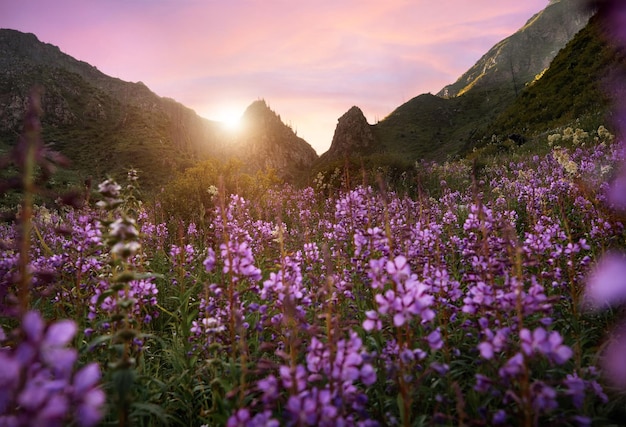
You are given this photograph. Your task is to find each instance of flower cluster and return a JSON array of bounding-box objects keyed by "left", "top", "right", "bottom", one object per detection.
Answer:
[
  {"left": 0, "top": 311, "right": 104, "bottom": 427},
  {"left": 229, "top": 331, "right": 377, "bottom": 427}
]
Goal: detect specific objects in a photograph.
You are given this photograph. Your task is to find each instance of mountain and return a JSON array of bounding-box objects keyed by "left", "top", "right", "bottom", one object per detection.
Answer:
[
  {"left": 228, "top": 100, "right": 318, "bottom": 181},
  {"left": 437, "top": 0, "right": 592, "bottom": 98},
  {"left": 319, "top": 0, "right": 595, "bottom": 167},
  {"left": 319, "top": 106, "right": 376, "bottom": 163},
  {"left": 0, "top": 29, "right": 317, "bottom": 190},
  {"left": 479, "top": 11, "right": 626, "bottom": 145}
]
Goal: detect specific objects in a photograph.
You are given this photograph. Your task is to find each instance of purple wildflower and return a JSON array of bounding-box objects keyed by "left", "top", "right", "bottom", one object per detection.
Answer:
[
  {"left": 493, "top": 409, "right": 507, "bottom": 425},
  {"left": 585, "top": 252, "right": 626, "bottom": 309},
  {"left": 362, "top": 310, "right": 382, "bottom": 332},
  {"left": 498, "top": 352, "right": 524, "bottom": 380},
  {"left": 530, "top": 380, "right": 558, "bottom": 412},
  {"left": 563, "top": 374, "right": 586, "bottom": 409},
  {"left": 520, "top": 327, "right": 573, "bottom": 365},
  {"left": 0, "top": 311, "right": 104, "bottom": 426}
]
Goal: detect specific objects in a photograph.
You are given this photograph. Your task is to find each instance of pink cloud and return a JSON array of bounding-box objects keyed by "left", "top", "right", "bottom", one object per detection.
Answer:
[{"left": 2, "top": 0, "right": 548, "bottom": 153}]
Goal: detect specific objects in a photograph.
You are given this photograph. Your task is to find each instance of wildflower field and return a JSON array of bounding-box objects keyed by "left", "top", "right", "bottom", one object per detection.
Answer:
[
  {"left": 4, "top": 3, "right": 626, "bottom": 425},
  {"left": 2, "top": 91, "right": 626, "bottom": 427}
]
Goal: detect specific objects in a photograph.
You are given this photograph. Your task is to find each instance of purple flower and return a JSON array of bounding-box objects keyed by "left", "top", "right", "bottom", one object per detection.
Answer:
[
  {"left": 585, "top": 252, "right": 626, "bottom": 309},
  {"left": 563, "top": 374, "right": 586, "bottom": 409},
  {"left": 371, "top": 264, "right": 434, "bottom": 327},
  {"left": 493, "top": 409, "right": 507, "bottom": 425},
  {"left": 478, "top": 327, "right": 509, "bottom": 360},
  {"left": 279, "top": 365, "right": 307, "bottom": 392},
  {"left": 221, "top": 241, "right": 262, "bottom": 282},
  {"left": 203, "top": 247, "right": 216, "bottom": 272},
  {"left": 0, "top": 312, "right": 104, "bottom": 427},
  {"left": 257, "top": 375, "right": 279, "bottom": 404},
  {"left": 499, "top": 353, "right": 524, "bottom": 379},
  {"left": 477, "top": 341, "right": 494, "bottom": 359},
  {"left": 426, "top": 329, "right": 443, "bottom": 351},
  {"left": 227, "top": 408, "right": 251, "bottom": 427},
  {"left": 97, "top": 179, "right": 121, "bottom": 198},
  {"left": 367, "top": 258, "right": 388, "bottom": 289},
  {"left": 474, "top": 374, "right": 492, "bottom": 393},
  {"left": 362, "top": 310, "right": 382, "bottom": 332},
  {"left": 22, "top": 310, "right": 45, "bottom": 342},
  {"left": 430, "top": 362, "right": 449, "bottom": 375},
  {"left": 520, "top": 327, "right": 572, "bottom": 365},
  {"left": 42, "top": 320, "right": 78, "bottom": 377},
  {"left": 76, "top": 390, "right": 106, "bottom": 427},
  {"left": 360, "top": 363, "right": 377, "bottom": 386},
  {"left": 531, "top": 381, "right": 557, "bottom": 412},
  {"left": 286, "top": 393, "right": 318, "bottom": 425},
  {"left": 386, "top": 255, "right": 410, "bottom": 283}
]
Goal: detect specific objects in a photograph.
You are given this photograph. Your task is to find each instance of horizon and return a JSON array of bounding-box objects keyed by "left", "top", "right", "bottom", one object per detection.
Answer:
[{"left": 2, "top": 0, "right": 550, "bottom": 154}]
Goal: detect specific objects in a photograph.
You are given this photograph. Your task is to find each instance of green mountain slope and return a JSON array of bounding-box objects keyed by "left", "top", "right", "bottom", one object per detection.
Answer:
[
  {"left": 319, "top": 0, "right": 595, "bottom": 168},
  {"left": 438, "top": 0, "right": 591, "bottom": 98},
  {"left": 482, "top": 13, "right": 626, "bottom": 144}
]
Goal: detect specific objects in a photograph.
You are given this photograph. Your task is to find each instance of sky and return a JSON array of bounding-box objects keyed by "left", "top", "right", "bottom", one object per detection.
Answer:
[{"left": 1, "top": 0, "right": 549, "bottom": 154}]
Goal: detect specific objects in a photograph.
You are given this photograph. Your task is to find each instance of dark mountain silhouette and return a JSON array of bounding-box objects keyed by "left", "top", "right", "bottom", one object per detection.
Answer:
[{"left": 0, "top": 29, "right": 317, "bottom": 189}]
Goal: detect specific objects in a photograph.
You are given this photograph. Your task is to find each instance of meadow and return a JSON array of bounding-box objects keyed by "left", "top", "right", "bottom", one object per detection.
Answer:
[
  {"left": 2, "top": 88, "right": 626, "bottom": 427},
  {"left": 4, "top": 3, "right": 626, "bottom": 422}
]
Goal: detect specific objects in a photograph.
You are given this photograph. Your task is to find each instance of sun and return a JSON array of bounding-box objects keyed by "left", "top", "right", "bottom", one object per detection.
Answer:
[{"left": 216, "top": 108, "right": 243, "bottom": 132}]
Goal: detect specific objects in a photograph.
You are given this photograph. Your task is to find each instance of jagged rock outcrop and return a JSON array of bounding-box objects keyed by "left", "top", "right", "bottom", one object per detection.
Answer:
[
  {"left": 229, "top": 100, "right": 318, "bottom": 180},
  {"left": 437, "top": 0, "right": 593, "bottom": 98},
  {"left": 319, "top": 106, "right": 376, "bottom": 162}
]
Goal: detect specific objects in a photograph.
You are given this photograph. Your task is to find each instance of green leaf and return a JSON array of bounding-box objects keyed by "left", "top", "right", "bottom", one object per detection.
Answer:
[
  {"left": 131, "top": 402, "right": 172, "bottom": 424},
  {"left": 96, "top": 288, "right": 116, "bottom": 305},
  {"left": 84, "top": 333, "right": 113, "bottom": 352}
]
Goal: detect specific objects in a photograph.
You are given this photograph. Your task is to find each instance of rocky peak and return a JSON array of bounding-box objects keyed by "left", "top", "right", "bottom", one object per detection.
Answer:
[
  {"left": 240, "top": 99, "right": 285, "bottom": 131},
  {"left": 230, "top": 100, "right": 318, "bottom": 180},
  {"left": 320, "top": 106, "right": 376, "bottom": 161}
]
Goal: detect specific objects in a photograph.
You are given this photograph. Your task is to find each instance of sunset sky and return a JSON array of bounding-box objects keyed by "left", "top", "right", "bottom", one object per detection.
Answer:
[{"left": 2, "top": 0, "right": 549, "bottom": 154}]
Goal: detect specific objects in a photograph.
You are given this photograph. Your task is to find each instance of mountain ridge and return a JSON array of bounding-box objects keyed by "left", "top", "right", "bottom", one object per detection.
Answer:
[
  {"left": 0, "top": 28, "right": 318, "bottom": 189},
  {"left": 437, "top": 0, "right": 592, "bottom": 98},
  {"left": 317, "top": 0, "right": 596, "bottom": 169},
  {"left": 0, "top": 0, "right": 616, "bottom": 191}
]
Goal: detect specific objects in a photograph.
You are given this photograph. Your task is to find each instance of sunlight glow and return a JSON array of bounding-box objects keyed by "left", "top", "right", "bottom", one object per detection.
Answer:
[{"left": 216, "top": 108, "right": 243, "bottom": 132}]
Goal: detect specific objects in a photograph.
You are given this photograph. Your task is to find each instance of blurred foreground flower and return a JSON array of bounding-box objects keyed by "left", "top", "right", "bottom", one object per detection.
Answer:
[
  {"left": 584, "top": 252, "right": 626, "bottom": 309},
  {"left": 0, "top": 311, "right": 105, "bottom": 427}
]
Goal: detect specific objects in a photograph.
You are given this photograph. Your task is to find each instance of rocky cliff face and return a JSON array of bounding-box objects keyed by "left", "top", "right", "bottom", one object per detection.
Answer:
[
  {"left": 319, "top": 106, "right": 376, "bottom": 162},
  {"left": 229, "top": 100, "right": 318, "bottom": 180},
  {"left": 437, "top": 0, "right": 593, "bottom": 98}
]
